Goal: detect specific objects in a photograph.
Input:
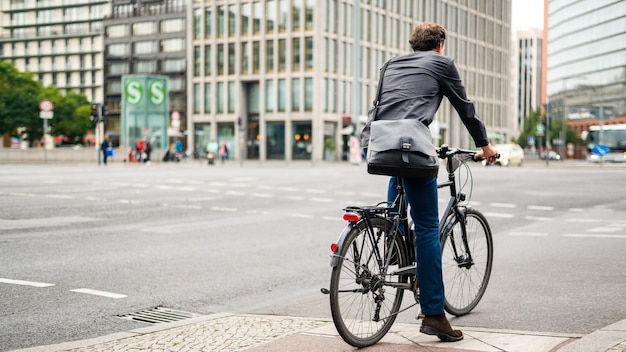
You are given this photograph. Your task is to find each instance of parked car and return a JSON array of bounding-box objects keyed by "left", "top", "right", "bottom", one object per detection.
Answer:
[
  {"left": 484, "top": 143, "right": 524, "bottom": 167},
  {"left": 541, "top": 151, "right": 561, "bottom": 161}
]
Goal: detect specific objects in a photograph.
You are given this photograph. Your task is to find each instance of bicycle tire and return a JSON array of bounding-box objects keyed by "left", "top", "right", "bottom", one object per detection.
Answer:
[
  {"left": 441, "top": 208, "right": 493, "bottom": 316},
  {"left": 329, "top": 217, "right": 407, "bottom": 348}
]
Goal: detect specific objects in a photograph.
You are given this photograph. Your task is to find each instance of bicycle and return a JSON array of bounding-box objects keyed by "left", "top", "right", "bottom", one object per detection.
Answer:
[{"left": 322, "top": 145, "right": 495, "bottom": 348}]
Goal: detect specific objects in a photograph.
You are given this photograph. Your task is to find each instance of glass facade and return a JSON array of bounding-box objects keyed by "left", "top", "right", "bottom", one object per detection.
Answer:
[
  {"left": 547, "top": 0, "right": 626, "bottom": 121},
  {"left": 189, "top": 0, "right": 512, "bottom": 161}
]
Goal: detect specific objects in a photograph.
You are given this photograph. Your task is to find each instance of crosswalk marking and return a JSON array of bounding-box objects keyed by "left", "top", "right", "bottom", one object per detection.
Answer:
[
  {"left": 0, "top": 278, "right": 55, "bottom": 287},
  {"left": 70, "top": 288, "right": 126, "bottom": 299}
]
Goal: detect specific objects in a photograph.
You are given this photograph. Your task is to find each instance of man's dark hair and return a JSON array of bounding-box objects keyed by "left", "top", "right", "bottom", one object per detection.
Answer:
[{"left": 409, "top": 22, "right": 446, "bottom": 51}]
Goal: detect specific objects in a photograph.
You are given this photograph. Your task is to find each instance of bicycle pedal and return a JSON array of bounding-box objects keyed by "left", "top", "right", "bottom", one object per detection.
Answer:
[{"left": 416, "top": 313, "right": 425, "bottom": 320}]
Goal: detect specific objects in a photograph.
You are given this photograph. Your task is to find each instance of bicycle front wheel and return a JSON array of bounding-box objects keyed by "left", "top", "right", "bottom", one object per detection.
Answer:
[
  {"left": 441, "top": 208, "right": 493, "bottom": 316},
  {"left": 329, "top": 217, "right": 407, "bottom": 348}
]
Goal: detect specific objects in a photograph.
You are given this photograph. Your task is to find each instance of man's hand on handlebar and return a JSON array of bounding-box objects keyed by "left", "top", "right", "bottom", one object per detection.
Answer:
[{"left": 474, "top": 143, "right": 499, "bottom": 164}]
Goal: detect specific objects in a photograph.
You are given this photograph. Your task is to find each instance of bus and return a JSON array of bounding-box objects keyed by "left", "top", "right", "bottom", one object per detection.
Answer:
[{"left": 585, "top": 124, "right": 626, "bottom": 163}]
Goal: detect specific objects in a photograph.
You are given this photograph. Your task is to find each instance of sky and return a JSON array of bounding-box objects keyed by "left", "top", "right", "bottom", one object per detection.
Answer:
[{"left": 511, "top": 0, "right": 544, "bottom": 31}]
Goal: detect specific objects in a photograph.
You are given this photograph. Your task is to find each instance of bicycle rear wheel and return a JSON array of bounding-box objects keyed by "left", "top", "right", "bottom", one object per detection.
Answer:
[
  {"left": 329, "top": 217, "right": 407, "bottom": 348},
  {"left": 441, "top": 208, "right": 493, "bottom": 316}
]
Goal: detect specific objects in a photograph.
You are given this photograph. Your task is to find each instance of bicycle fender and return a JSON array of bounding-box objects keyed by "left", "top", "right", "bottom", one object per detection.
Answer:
[{"left": 330, "top": 223, "right": 356, "bottom": 268}]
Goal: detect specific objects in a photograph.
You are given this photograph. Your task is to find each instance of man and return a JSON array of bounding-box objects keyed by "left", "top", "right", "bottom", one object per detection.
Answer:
[
  {"left": 360, "top": 22, "right": 498, "bottom": 342},
  {"left": 100, "top": 135, "right": 110, "bottom": 165}
]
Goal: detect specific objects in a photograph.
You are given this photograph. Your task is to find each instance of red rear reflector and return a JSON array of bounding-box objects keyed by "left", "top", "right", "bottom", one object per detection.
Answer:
[
  {"left": 342, "top": 213, "right": 360, "bottom": 222},
  {"left": 331, "top": 243, "right": 338, "bottom": 253}
]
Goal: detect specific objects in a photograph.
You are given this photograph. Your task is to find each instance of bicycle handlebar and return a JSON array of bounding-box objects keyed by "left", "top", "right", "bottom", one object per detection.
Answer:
[{"left": 437, "top": 144, "right": 500, "bottom": 162}]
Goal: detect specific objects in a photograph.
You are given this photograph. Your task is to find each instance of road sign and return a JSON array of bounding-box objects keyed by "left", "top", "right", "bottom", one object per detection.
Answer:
[
  {"left": 39, "top": 100, "right": 54, "bottom": 112},
  {"left": 592, "top": 145, "right": 610, "bottom": 156},
  {"left": 40, "top": 111, "right": 53, "bottom": 119}
]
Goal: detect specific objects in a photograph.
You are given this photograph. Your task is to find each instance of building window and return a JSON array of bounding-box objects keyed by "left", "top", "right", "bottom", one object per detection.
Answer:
[
  {"left": 108, "top": 43, "right": 128, "bottom": 56},
  {"left": 133, "top": 22, "right": 156, "bottom": 36},
  {"left": 216, "top": 44, "right": 225, "bottom": 75},
  {"left": 279, "top": 0, "right": 288, "bottom": 32},
  {"left": 217, "top": 82, "right": 225, "bottom": 113},
  {"left": 228, "top": 43, "right": 235, "bottom": 75},
  {"left": 193, "top": 83, "right": 201, "bottom": 113},
  {"left": 292, "top": 38, "right": 301, "bottom": 71},
  {"left": 194, "top": 46, "right": 201, "bottom": 76},
  {"left": 134, "top": 41, "right": 157, "bottom": 55},
  {"left": 266, "top": 121, "right": 285, "bottom": 159},
  {"left": 292, "top": 1, "right": 301, "bottom": 31},
  {"left": 292, "top": 78, "right": 300, "bottom": 111},
  {"left": 163, "top": 58, "right": 185, "bottom": 72},
  {"left": 135, "top": 60, "right": 156, "bottom": 73},
  {"left": 304, "top": 77, "right": 313, "bottom": 111},
  {"left": 305, "top": 0, "right": 314, "bottom": 30},
  {"left": 218, "top": 6, "right": 225, "bottom": 37},
  {"left": 266, "top": 40, "right": 274, "bottom": 73},
  {"left": 228, "top": 4, "right": 236, "bottom": 36},
  {"left": 266, "top": 0, "right": 276, "bottom": 33},
  {"left": 204, "top": 82, "right": 211, "bottom": 114},
  {"left": 161, "top": 38, "right": 184, "bottom": 53},
  {"left": 266, "top": 79, "right": 274, "bottom": 112},
  {"left": 204, "top": 8, "right": 212, "bottom": 37},
  {"left": 241, "top": 3, "right": 250, "bottom": 35},
  {"left": 293, "top": 121, "right": 312, "bottom": 160},
  {"left": 107, "top": 24, "right": 128, "bottom": 38},
  {"left": 241, "top": 42, "right": 250, "bottom": 74},
  {"left": 204, "top": 46, "right": 211, "bottom": 76},
  {"left": 194, "top": 9, "right": 202, "bottom": 39},
  {"left": 228, "top": 81, "right": 235, "bottom": 113},
  {"left": 162, "top": 18, "right": 185, "bottom": 33},
  {"left": 278, "top": 39, "right": 286, "bottom": 72},
  {"left": 253, "top": 41, "right": 260, "bottom": 73},
  {"left": 278, "top": 79, "right": 286, "bottom": 111},
  {"left": 253, "top": 1, "right": 262, "bottom": 33},
  {"left": 305, "top": 37, "right": 313, "bottom": 70}
]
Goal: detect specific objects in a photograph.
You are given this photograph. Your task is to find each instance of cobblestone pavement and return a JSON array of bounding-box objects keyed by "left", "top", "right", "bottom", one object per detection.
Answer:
[{"left": 12, "top": 313, "right": 626, "bottom": 352}]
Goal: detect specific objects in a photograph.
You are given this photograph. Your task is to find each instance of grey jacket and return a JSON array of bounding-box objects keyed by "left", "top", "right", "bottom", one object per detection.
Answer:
[{"left": 360, "top": 51, "right": 489, "bottom": 148}]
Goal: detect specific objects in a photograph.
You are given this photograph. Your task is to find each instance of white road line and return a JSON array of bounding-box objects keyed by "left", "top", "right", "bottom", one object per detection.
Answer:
[
  {"left": 44, "top": 194, "right": 75, "bottom": 199},
  {"left": 251, "top": 193, "right": 274, "bottom": 198},
  {"left": 177, "top": 186, "right": 196, "bottom": 192},
  {"left": 564, "top": 234, "right": 626, "bottom": 239},
  {"left": 483, "top": 212, "right": 514, "bottom": 218},
  {"left": 85, "top": 196, "right": 106, "bottom": 201},
  {"left": 70, "top": 288, "right": 126, "bottom": 299},
  {"left": 322, "top": 216, "right": 344, "bottom": 222},
  {"left": 278, "top": 187, "right": 298, "bottom": 192},
  {"left": 569, "top": 208, "right": 585, "bottom": 212},
  {"left": 174, "top": 204, "right": 202, "bottom": 210},
  {"left": 0, "top": 278, "right": 55, "bottom": 287},
  {"left": 310, "top": 198, "right": 334, "bottom": 203},
  {"left": 305, "top": 189, "right": 326, "bottom": 194},
  {"left": 9, "top": 192, "right": 36, "bottom": 197},
  {"left": 288, "top": 196, "right": 305, "bottom": 200},
  {"left": 226, "top": 191, "right": 246, "bottom": 196},
  {"left": 588, "top": 227, "right": 623, "bottom": 233},
  {"left": 527, "top": 205, "right": 554, "bottom": 211},
  {"left": 287, "top": 213, "right": 313, "bottom": 218},
  {"left": 335, "top": 191, "right": 356, "bottom": 196},
  {"left": 565, "top": 218, "right": 602, "bottom": 223},
  {"left": 211, "top": 206, "right": 237, "bottom": 212},
  {"left": 525, "top": 216, "right": 553, "bottom": 221},
  {"left": 489, "top": 203, "right": 516, "bottom": 208},
  {"left": 361, "top": 192, "right": 381, "bottom": 198},
  {"left": 155, "top": 185, "right": 173, "bottom": 190},
  {"left": 508, "top": 232, "right": 548, "bottom": 237}
]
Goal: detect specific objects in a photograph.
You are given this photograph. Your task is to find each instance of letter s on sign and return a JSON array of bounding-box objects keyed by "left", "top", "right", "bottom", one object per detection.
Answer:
[
  {"left": 149, "top": 81, "right": 166, "bottom": 106},
  {"left": 126, "top": 80, "right": 143, "bottom": 105}
]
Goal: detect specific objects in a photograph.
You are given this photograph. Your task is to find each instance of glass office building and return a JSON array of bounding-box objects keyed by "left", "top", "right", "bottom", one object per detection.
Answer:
[
  {"left": 547, "top": 0, "right": 626, "bottom": 132},
  {"left": 188, "top": 0, "right": 512, "bottom": 162}
]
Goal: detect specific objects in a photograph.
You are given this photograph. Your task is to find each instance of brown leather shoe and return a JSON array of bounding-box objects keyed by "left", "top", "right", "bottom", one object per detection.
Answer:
[{"left": 419, "top": 313, "right": 464, "bottom": 342}]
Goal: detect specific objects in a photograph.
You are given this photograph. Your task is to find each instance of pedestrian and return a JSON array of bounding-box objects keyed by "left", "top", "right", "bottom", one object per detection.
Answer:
[
  {"left": 100, "top": 135, "right": 110, "bottom": 165},
  {"left": 144, "top": 139, "right": 152, "bottom": 164},
  {"left": 360, "top": 22, "right": 498, "bottom": 342},
  {"left": 218, "top": 141, "right": 228, "bottom": 164},
  {"left": 136, "top": 138, "right": 145, "bottom": 163}
]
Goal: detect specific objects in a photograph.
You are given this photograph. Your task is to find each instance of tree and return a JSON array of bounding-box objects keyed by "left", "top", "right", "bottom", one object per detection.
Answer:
[
  {"left": 0, "top": 61, "right": 43, "bottom": 144},
  {"left": 513, "top": 110, "right": 542, "bottom": 149},
  {"left": 0, "top": 61, "right": 93, "bottom": 146}
]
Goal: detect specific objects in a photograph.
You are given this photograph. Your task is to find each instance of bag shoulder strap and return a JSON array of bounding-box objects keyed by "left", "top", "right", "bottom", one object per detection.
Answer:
[{"left": 372, "top": 59, "right": 392, "bottom": 108}]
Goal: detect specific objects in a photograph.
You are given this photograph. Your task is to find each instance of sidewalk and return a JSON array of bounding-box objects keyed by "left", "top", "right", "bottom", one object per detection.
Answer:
[{"left": 11, "top": 313, "right": 626, "bottom": 352}]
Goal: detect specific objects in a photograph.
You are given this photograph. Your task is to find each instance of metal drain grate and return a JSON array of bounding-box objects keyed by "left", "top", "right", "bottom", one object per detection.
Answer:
[{"left": 117, "top": 306, "right": 200, "bottom": 325}]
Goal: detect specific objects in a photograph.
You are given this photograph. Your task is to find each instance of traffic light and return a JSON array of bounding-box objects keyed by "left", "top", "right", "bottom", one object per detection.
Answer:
[
  {"left": 90, "top": 104, "right": 99, "bottom": 123},
  {"left": 101, "top": 105, "right": 108, "bottom": 117}
]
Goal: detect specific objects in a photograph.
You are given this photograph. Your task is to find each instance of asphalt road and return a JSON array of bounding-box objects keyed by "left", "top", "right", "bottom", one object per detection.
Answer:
[{"left": 1, "top": 160, "right": 625, "bottom": 351}]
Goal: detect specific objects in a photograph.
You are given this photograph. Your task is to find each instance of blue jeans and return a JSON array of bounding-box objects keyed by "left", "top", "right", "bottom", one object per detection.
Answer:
[{"left": 387, "top": 176, "right": 443, "bottom": 315}]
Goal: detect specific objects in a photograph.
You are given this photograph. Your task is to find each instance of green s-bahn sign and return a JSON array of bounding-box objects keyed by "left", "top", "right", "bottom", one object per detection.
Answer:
[{"left": 122, "top": 75, "right": 169, "bottom": 150}]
